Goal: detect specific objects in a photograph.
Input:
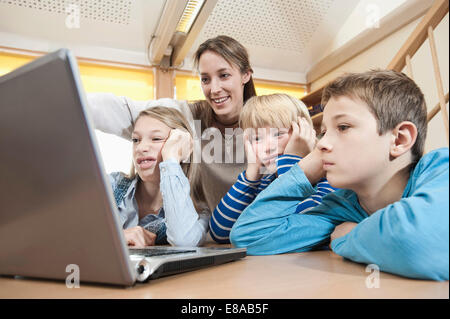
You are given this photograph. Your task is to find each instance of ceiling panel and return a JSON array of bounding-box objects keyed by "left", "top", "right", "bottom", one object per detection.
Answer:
[
  {"left": 187, "top": 0, "right": 360, "bottom": 77},
  {"left": 0, "top": 0, "right": 133, "bottom": 25},
  {"left": 198, "top": 0, "right": 335, "bottom": 54},
  {"left": 0, "top": 0, "right": 165, "bottom": 61}
]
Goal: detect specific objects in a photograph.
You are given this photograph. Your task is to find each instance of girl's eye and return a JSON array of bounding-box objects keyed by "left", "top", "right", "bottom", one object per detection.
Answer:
[
  {"left": 131, "top": 138, "right": 139, "bottom": 143},
  {"left": 152, "top": 137, "right": 164, "bottom": 142},
  {"left": 201, "top": 77, "right": 209, "bottom": 84},
  {"left": 220, "top": 73, "right": 230, "bottom": 79}
]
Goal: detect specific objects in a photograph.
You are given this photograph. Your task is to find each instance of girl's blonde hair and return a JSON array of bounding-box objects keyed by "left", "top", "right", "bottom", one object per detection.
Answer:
[
  {"left": 129, "top": 106, "right": 205, "bottom": 212},
  {"left": 239, "top": 93, "right": 312, "bottom": 130}
]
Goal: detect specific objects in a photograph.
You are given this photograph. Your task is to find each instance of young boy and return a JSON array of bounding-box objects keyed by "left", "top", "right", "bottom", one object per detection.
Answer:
[
  {"left": 209, "top": 93, "right": 336, "bottom": 243},
  {"left": 230, "top": 70, "right": 449, "bottom": 281}
]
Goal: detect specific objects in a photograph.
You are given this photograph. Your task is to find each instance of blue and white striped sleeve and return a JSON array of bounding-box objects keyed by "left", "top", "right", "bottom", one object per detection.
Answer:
[
  {"left": 209, "top": 172, "right": 261, "bottom": 243},
  {"left": 295, "top": 178, "right": 337, "bottom": 214},
  {"left": 276, "top": 154, "right": 302, "bottom": 176}
]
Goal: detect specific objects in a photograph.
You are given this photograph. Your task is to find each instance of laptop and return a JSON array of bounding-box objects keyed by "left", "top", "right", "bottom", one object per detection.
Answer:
[{"left": 0, "top": 49, "right": 246, "bottom": 286}]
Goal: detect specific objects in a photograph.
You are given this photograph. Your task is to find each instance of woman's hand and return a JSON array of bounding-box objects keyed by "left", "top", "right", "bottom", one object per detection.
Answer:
[
  {"left": 284, "top": 116, "right": 316, "bottom": 158},
  {"left": 243, "top": 130, "right": 263, "bottom": 181},
  {"left": 161, "top": 129, "right": 193, "bottom": 163},
  {"left": 123, "top": 226, "right": 156, "bottom": 248}
]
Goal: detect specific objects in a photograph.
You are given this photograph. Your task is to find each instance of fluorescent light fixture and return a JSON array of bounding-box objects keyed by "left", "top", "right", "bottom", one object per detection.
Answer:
[{"left": 175, "top": 0, "right": 205, "bottom": 34}]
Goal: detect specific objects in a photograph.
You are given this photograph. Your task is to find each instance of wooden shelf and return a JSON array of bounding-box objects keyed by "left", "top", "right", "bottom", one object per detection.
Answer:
[
  {"left": 303, "top": 87, "right": 325, "bottom": 129},
  {"left": 311, "top": 112, "right": 323, "bottom": 133},
  {"left": 301, "top": 86, "right": 324, "bottom": 107}
]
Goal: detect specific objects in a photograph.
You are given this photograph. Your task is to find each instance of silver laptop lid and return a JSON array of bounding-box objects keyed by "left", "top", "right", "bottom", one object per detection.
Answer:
[{"left": 0, "top": 49, "right": 135, "bottom": 286}]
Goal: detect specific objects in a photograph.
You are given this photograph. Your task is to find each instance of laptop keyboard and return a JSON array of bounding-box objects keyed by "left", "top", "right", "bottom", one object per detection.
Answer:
[{"left": 129, "top": 248, "right": 197, "bottom": 257}]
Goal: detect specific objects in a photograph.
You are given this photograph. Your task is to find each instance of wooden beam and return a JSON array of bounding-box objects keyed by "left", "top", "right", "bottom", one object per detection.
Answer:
[
  {"left": 427, "top": 92, "right": 449, "bottom": 122},
  {"left": 405, "top": 54, "right": 414, "bottom": 79},
  {"left": 154, "top": 67, "right": 174, "bottom": 99},
  {"left": 302, "top": 0, "right": 449, "bottom": 120},
  {"left": 387, "top": 0, "right": 449, "bottom": 71},
  {"left": 307, "top": 0, "right": 433, "bottom": 84},
  {"left": 427, "top": 25, "right": 449, "bottom": 144},
  {"left": 253, "top": 78, "right": 307, "bottom": 89}
]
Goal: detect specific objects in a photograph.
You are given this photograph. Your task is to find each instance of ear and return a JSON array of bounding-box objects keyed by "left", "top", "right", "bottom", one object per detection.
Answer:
[
  {"left": 389, "top": 121, "right": 418, "bottom": 158},
  {"left": 241, "top": 70, "right": 252, "bottom": 85}
]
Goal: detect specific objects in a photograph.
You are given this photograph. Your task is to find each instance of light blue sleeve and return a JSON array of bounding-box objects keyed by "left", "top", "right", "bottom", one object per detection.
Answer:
[
  {"left": 159, "top": 159, "right": 210, "bottom": 247},
  {"left": 331, "top": 148, "right": 449, "bottom": 281},
  {"left": 230, "top": 164, "right": 356, "bottom": 255}
]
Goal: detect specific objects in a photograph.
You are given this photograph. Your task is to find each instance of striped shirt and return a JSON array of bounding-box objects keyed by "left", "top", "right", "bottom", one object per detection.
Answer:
[{"left": 209, "top": 154, "right": 337, "bottom": 243}]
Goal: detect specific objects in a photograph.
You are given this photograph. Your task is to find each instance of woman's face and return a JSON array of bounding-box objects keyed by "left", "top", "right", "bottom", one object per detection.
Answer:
[
  {"left": 198, "top": 50, "right": 251, "bottom": 123},
  {"left": 131, "top": 116, "right": 171, "bottom": 182}
]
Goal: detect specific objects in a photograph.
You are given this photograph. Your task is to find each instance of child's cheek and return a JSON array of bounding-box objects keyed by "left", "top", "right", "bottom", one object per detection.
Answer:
[{"left": 277, "top": 136, "right": 289, "bottom": 154}]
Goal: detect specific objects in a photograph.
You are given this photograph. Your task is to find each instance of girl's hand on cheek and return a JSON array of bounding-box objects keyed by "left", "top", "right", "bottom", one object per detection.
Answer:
[{"left": 161, "top": 129, "right": 193, "bottom": 163}]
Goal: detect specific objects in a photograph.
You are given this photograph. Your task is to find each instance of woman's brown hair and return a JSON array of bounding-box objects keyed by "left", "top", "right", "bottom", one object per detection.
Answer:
[{"left": 191, "top": 35, "right": 257, "bottom": 129}]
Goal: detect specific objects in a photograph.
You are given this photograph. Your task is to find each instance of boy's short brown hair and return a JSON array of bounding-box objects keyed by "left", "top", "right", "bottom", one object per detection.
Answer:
[{"left": 321, "top": 69, "right": 427, "bottom": 163}]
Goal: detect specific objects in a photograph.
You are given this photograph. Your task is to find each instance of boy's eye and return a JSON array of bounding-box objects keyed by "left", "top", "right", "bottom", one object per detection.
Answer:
[
  {"left": 152, "top": 137, "right": 164, "bottom": 142},
  {"left": 131, "top": 138, "right": 139, "bottom": 143},
  {"left": 337, "top": 124, "right": 350, "bottom": 132}
]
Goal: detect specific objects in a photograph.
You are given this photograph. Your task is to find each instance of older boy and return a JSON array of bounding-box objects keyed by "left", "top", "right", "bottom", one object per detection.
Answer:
[{"left": 230, "top": 70, "right": 449, "bottom": 281}]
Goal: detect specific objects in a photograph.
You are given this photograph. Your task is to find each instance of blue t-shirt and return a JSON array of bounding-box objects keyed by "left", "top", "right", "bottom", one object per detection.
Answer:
[{"left": 231, "top": 148, "right": 449, "bottom": 281}]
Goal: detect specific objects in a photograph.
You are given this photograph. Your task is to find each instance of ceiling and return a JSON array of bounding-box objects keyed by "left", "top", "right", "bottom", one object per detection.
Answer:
[
  {"left": 0, "top": 0, "right": 413, "bottom": 83},
  {"left": 187, "top": 0, "right": 359, "bottom": 80}
]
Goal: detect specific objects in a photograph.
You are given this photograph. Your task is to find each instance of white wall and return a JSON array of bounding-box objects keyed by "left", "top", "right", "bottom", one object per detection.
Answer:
[
  {"left": 310, "top": 13, "right": 449, "bottom": 153},
  {"left": 409, "top": 13, "right": 449, "bottom": 153},
  {"left": 94, "top": 130, "right": 132, "bottom": 174}
]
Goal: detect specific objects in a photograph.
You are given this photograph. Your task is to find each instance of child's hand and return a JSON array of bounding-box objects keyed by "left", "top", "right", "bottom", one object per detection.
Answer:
[
  {"left": 124, "top": 226, "right": 156, "bottom": 248},
  {"left": 284, "top": 116, "right": 316, "bottom": 158},
  {"left": 161, "top": 129, "right": 193, "bottom": 163},
  {"left": 330, "top": 222, "right": 358, "bottom": 248},
  {"left": 298, "top": 147, "right": 326, "bottom": 185},
  {"left": 243, "top": 130, "right": 263, "bottom": 181}
]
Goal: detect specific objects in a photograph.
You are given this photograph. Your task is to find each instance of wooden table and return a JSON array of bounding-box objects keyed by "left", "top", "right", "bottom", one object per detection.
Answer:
[{"left": 0, "top": 250, "right": 447, "bottom": 299}]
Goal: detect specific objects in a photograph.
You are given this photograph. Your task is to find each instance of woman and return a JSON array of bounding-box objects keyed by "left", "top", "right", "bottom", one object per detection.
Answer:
[
  {"left": 110, "top": 106, "right": 209, "bottom": 247},
  {"left": 88, "top": 35, "right": 256, "bottom": 222}
]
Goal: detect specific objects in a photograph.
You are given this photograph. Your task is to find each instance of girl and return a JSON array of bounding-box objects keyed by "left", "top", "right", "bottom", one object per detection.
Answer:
[{"left": 109, "top": 107, "right": 209, "bottom": 247}]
